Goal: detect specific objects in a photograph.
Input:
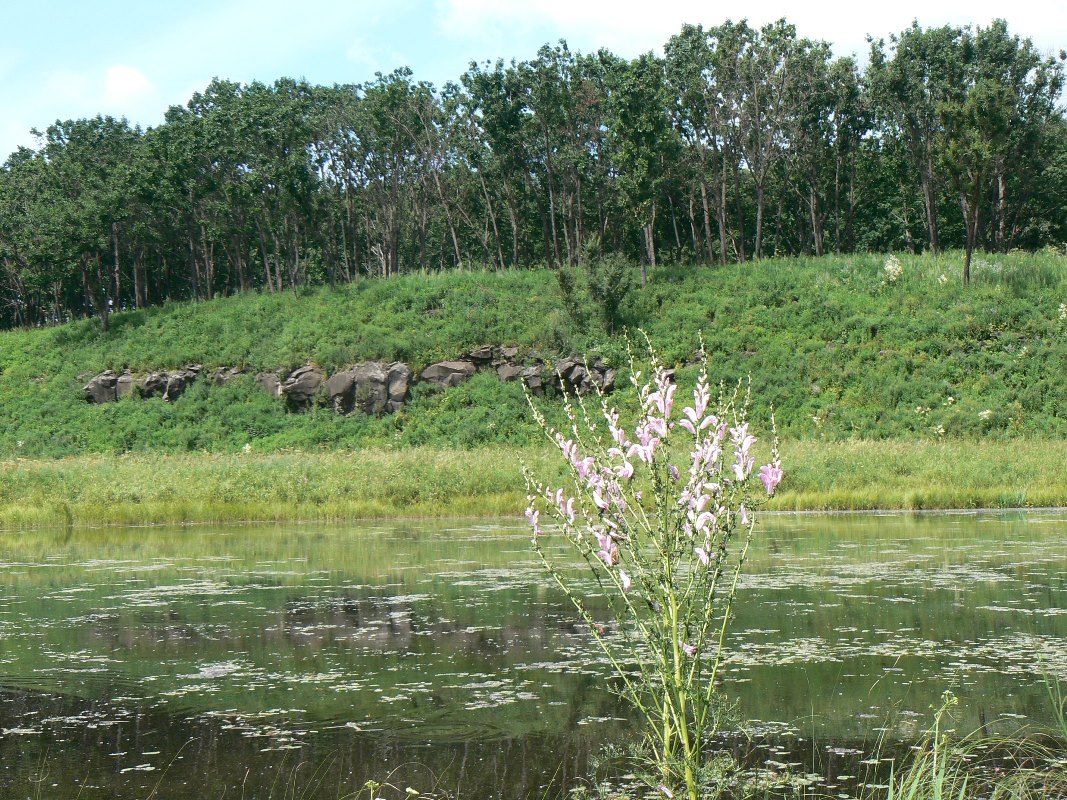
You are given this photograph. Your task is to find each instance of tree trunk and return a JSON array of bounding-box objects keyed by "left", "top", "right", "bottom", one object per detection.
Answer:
[
  {"left": 754, "top": 182, "right": 765, "bottom": 260},
  {"left": 111, "top": 223, "right": 122, "bottom": 311},
  {"left": 921, "top": 166, "right": 940, "bottom": 254},
  {"left": 699, "top": 181, "right": 715, "bottom": 263}
]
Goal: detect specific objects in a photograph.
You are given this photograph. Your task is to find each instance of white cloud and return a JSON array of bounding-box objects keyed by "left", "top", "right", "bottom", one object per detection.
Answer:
[
  {"left": 104, "top": 65, "right": 154, "bottom": 105},
  {"left": 435, "top": 0, "right": 1066, "bottom": 61}
]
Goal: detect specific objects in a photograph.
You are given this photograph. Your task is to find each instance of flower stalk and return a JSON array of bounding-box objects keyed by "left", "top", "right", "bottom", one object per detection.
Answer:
[{"left": 524, "top": 336, "right": 783, "bottom": 799}]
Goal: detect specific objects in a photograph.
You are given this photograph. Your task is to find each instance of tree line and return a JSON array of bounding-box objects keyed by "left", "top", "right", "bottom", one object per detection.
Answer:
[{"left": 1, "top": 18, "right": 1064, "bottom": 330}]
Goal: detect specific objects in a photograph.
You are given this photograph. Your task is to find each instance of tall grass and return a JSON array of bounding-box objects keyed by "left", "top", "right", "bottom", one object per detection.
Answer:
[
  {"left": 3, "top": 439, "right": 1067, "bottom": 530},
  {"left": 878, "top": 693, "right": 1067, "bottom": 800}
]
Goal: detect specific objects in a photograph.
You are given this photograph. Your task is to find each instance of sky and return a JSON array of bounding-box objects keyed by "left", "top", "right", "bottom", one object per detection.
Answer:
[{"left": 1, "top": 0, "right": 1064, "bottom": 159}]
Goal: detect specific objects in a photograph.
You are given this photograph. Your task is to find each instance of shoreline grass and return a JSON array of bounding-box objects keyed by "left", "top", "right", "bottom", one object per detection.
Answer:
[{"left": 3, "top": 438, "right": 1067, "bottom": 530}]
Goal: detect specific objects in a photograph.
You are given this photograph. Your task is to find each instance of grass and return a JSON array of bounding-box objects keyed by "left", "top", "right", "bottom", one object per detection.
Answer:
[
  {"left": 3, "top": 438, "right": 1067, "bottom": 530},
  {"left": 3, "top": 250, "right": 1067, "bottom": 458}
]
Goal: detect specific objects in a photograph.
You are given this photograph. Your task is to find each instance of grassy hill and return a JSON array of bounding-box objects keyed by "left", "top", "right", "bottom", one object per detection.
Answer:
[{"left": 2, "top": 249, "right": 1066, "bottom": 459}]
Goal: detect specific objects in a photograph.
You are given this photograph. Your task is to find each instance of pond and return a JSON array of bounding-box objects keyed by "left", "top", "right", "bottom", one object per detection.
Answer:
[{"left": 0, "top": 511, "right": 1063, "bottom": 798}]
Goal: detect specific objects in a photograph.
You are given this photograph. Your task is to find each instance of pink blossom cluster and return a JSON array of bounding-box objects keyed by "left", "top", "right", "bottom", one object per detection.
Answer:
[{"left": 526, "top": 356, "right": 784, "bottom": 600}]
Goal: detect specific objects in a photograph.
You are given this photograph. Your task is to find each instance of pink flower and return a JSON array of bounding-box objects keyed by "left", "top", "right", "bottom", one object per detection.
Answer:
[
  {"left": 732, "top": 453, "right": 754, "bottom": 481},
  {"left": 680, "top": 641, "right": 697, "bottom": 657},
  {"left": 668, "top": 464, "right": 680, "bottom": 482},
  {"left": 694, "top": 546, "right": 710, "bottom": 566},
  {"left": 615, "top": 461, "right": 634, "bottom": 480},
  {"left": 576, "top": 457, "right": 595, "bottom": 479},
  {"left": 758, "top": 461, "right": 784, "bottom": 495},
  {"left": 619, "top": 569, "right": 632, "bottom": 592},
  {"left": 658, "top": 785, "right": 674, "bottom": 799},
  {"left": 730, "top": 423, "right": 757, "bottom": 454},
  {"left": 525, "top": 506, "right": 542, "bottom": 536}
]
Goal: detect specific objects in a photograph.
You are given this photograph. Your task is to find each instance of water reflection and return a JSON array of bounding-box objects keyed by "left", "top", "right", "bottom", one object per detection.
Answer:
[{"left": 0, "top": 511, "right": 1062, "bottom": 797}]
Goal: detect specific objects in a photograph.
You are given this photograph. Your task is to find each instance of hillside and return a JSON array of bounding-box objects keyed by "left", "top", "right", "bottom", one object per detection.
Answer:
[{"left": 2, "top": 250, "right": 1066, "bottom": 458}]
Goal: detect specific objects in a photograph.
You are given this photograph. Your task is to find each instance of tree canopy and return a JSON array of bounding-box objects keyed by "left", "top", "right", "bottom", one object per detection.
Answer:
[{"left": 1, "top": 18, "right": 1064, "bottom": 329}]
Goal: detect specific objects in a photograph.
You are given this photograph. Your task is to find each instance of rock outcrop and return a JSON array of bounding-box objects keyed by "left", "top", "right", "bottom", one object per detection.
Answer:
[
  {"left": 209, "top": 366, "right": 248, "bottom": 386},
  {"left": 552, "top": 356, "right": 615, "bottom": 395},
  {"left": 139, "top": 364, "right": 202, "bottom": 402},
  {"left": 256, "top": 372, "right": 283, "bottom": 398},
  {"left": 327, "top": 361, "right": 411, "bottom": 416},
  {"left": 84, "top": 370, "right": 135, "bottom": 403},
  {"left": 281, "top": 366, "right": 324, "bottom": 409},
  {"left": 80, "top": 345, "right": 614, "bottom": 413},
  {"left": 84, "top": 371, "right": 119, "bottom": 403},
  {"left": 420, "top": 360, "right": 476, "bottom": 388}
]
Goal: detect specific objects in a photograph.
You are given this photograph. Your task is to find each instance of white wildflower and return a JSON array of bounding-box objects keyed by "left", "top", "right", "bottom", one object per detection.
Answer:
[
  {"left": 978, "top": 409, "right": 993, "bottom": 421},
  {"left": 1059, "top": 302, "right": 1066, "bottom": 321},
  {"left": 883, "top": 255, "right": 903, "bottom": 284},
  {"left": 938, "top": 273, "right": 949, "bottom": 285}
]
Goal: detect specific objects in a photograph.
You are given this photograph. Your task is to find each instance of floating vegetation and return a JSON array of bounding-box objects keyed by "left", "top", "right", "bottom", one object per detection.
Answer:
[{"left": 0, "top": 514, "right": 1059, "bottom": 797}]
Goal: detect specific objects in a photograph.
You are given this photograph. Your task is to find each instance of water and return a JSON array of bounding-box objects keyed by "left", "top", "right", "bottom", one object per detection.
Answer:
[{"left": 0, "top": 511, "right": 1063, "bottom": 798}]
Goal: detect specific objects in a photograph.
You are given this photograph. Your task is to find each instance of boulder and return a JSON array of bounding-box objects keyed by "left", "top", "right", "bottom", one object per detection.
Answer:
[
  {"left": 499, "top": 345, "right": 520, "bottom": 361},
  {"left": 552, "top": 356, "right": 615, "bottom": 395},
  {"left": 115, "top": 371, "right": 135, "bottom": 399},
  {"left": 84, "top": 371, "right": 118, "bottom": 403},
  {"left": 420, "top": 360, "right": 476, "bottom": 388},
  {"left": 281, "top": 366, "right": 324, "bottom": 409},
  {"left": 163, "top": 364, "right": 202, "bottom": 402},
  {"left": 139, "top": 371, "right": 169, "bottom": 399},
  {"left": 328, "top": 363, "right": 384, "bottom": 415},
  {"left": 497, "top": 364, "right": 524, "bottom": 383},
  {"left": 210, "top": 366, "right": 248, "bottom": 386},
  {"left": 256, "top": 372, "right": 283, "bottom": 398},
  {"left": 521, "top": 365, "right": 544, "bottom": 396},
  {"left": 327, "top": 361, "right": 412, "bottom": 416},
  {"left": 466, "top": 345, "right": 496, "bottom": 366},
  {"left": 385, "top": 362, "right": 412, "bottom": 412}
]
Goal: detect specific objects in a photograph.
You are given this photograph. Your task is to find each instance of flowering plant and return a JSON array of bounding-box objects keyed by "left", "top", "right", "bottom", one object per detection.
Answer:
[{"left": 524, "top": 339, "right": 782, "bottom": 799}]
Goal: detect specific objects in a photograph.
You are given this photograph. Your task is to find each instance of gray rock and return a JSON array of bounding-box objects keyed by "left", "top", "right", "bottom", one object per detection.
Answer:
[
  {"left": 84, "top": 371, "right": 118, "bottom": 403},
  {"left": 139, "top": 371, "right": 169, "bottom": 399},
  {"left": 281, "top": 366, "right": 324, "bottom": 409},
  {"left": 500, "top": 345, "right": 520, "bottom": 361},
  {"left": 162, "top": 364, "right": 202, "bottom": 402},
  {"left": 552, "top": 356, "right": 615, "bottom": 395},
  {"left": 521, "top": 365, "right": 544, "bottom": 396},
  {"left": 385, "top": 362, "right": 412, "bottom": 411},
  {"left": 420, "top": 360, "right": 476, "bottom": 388},
  {"left": 116, "top": 371, "right": 135, "bottom": 399},
  {"left": 467, "top": 345, "right": 495, "bottom": 365},
  {"left": 328, "top": 363, "right": 383, "bottom": 415},
  {"left": 327, "top": 361, "right": 411, "bottom": 416},
  {"left": 210, "top": 366, "right": 247, "bottom": 386},
  {"left": 256, "top": 372, "right": 282, "bottom": 398},
  {"left": 497, "top": 364, "right": 524, "bottom": 383}
]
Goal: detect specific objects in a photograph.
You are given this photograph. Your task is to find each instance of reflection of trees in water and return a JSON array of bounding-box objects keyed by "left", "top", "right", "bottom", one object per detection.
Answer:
[
  {"left": 0, "top": 688, "right": 605, "bottom": 799},
  {"left": 275, "top": 593, "right": 591, "bottom": 658}
]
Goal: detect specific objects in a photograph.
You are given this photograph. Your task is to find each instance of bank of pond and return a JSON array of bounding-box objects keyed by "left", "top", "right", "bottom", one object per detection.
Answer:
[
  {"left": 0, "top": 511, "right": 1062, "bottom": 798},
  {"left": 4, "top": 439, "right": 1067, "bottom": 531}
]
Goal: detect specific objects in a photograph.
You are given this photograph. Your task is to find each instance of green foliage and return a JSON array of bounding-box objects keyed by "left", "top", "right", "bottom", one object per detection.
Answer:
[
  {"left": 556, "top": 251, "right": 636, "bottom": 334},
  {"left": 1, "top": 19, "right": 1064, "bottom": 330},
  {"left": 3, "top": 251, "right": 1067, "bottom": 458}
]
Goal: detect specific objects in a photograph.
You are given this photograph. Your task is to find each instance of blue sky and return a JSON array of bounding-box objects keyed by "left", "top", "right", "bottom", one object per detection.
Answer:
[{"left": 2, "top": 0, "right": 1064, "bottom": 158}]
